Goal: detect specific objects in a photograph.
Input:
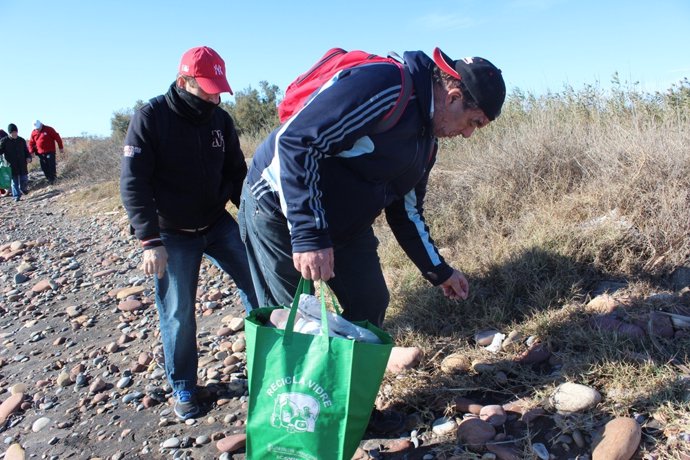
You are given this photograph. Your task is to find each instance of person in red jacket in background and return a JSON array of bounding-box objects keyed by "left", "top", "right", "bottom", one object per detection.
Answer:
[{"left": 28, "top": 120, "right": 64, "bottom": 185}]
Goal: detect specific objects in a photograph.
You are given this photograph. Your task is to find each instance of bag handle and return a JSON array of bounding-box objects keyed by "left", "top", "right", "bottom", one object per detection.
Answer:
[{"left": 284, "top": 278, "right": 330, "bottom": 342}]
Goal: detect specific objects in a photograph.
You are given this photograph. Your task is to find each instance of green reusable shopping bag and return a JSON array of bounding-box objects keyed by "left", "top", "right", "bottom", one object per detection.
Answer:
[
  {"left": 245, "top": 278, "right": 393, "bottom": 460},
  {"left": 0, "top": 158, "right": 11, "bottom": 189}
]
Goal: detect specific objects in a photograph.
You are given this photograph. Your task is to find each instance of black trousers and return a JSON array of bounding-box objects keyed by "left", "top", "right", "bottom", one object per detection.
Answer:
[
  {"left": 238, "top": 185, "right": 390, "bottom": 327},
  {"left": 38, "top": 153, "right": 57, "bottom": 182}
]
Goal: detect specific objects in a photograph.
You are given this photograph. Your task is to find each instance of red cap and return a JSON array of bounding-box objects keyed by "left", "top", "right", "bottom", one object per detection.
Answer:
[{"left": 179, "top": 46, "right": 233, "bottom": 95}]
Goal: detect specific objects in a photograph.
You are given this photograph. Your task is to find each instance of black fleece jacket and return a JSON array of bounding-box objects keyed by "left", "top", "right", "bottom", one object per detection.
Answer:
[
  {"left": 120, "top": 83, "right": 247, "bottom": 241},
  {"left": 0, "top": 136, "right": 31, "bottom": 176}
]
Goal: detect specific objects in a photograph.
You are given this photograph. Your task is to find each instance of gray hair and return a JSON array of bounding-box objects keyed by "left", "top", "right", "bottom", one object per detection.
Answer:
[{"left": 431, "top": 66, "right": 479, "bottom": 110}]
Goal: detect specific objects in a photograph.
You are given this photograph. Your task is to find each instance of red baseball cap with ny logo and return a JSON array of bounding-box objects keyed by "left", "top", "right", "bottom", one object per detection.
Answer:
[{"left": 179, "top": 46, "right": 233, "bottom": 95}]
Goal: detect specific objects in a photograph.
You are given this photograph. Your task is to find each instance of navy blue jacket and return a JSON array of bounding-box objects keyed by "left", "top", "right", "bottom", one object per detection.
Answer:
[
  {"left": 246, "top": 51, "right": 453, "bottom": 285},
  {"left": 0, "top": 136, "right": 31, "bottom": 176},
  {"left": 120, "top": 84, "right": 247, "bottom": 241}
]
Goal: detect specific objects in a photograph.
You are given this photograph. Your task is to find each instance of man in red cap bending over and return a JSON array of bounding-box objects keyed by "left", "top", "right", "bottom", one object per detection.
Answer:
[{"left": 120, "top": 46, "right": 258, "bottom": 420}]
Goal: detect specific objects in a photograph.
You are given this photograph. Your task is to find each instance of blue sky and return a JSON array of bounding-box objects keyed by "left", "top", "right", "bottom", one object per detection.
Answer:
[{"left": 3, "top": 0, "right": 689, "bottom": 137}]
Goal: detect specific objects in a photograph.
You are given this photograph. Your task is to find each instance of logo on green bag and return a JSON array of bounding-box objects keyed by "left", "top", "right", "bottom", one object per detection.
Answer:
[
  {"left": 266, "top": 375, "right": 333, "bottom": 434},
  {"left": 271, "top": 392, "right": 319, "bottom": 433}
]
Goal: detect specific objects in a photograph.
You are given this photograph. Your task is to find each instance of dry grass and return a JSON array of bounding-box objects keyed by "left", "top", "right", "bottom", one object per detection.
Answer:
[
  {"left": 376, "top": 82, "right": 690, "bottom": 457},
  {"left": 60, "top": 80, "right": 690, "bottom": 457}
]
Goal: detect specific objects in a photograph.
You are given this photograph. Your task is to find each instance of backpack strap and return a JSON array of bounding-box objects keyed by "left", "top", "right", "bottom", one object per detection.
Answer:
[
  {"left": 371, "top": 64, "right": 413, "bottom": 134},
  {"left": 387, "top": 51, "right": 404, "bottom": 63}
]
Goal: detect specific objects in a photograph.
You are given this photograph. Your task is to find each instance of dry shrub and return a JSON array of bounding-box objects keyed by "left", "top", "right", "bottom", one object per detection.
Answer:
[
  {"left": 240, "top": 129, "right": 273, "bottom": 159},
  {"left": 61, "top": 135, "right": 121, "bottom": 182}
]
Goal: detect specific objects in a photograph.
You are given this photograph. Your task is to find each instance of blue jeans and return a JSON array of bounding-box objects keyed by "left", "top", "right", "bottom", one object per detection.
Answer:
[
  {"left": 155, "top": 212, "right": 258, "bottom": 393},
  {"left": 238, "top": 185, "right": 389, "bottom": 327},
  {"left": 11, "top": 174, "right": 28, "bottom": 198}
]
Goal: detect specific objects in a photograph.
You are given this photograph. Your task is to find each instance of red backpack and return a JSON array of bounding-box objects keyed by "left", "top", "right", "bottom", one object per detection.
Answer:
[{"left": 278, "top": 48, "right": 413, "bottom": 133}]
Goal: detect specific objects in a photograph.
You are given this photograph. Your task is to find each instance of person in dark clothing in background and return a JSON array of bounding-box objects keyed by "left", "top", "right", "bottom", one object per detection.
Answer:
[
  {"left": 0, "top": 124, "right": 32, "bottom": 201},
  {"left": 0, "top": 129, "right": 8, "bottom": 197},
  {"left": 120, "top": 46, "right": 257, "bottom": 421}
]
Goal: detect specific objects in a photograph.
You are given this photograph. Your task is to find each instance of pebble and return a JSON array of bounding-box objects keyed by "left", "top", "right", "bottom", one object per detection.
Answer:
[
  {"left": 0, "top": 393, "right": 24, "bottom": 424},
  {"left": 440, "top": 353, "right": 471, "bottom": 374},
  {"left": 531, "top": 442, "right": 549, "bottom": 460},
  {"left": 195, "top": 434, "right": 210, "bottom": 445},
  {"left": 116, "top": 286, "right": 146, "bottom": 299},
  {"left": 117, "top": 299, "right": 143, "bottom": 312},
  {"left": 227, "top": 317, "right": 244, "bottom": 332},
  {"left": 31, "top": 279, "right": 55, "bottom": 293},
  {"left": 75, "top": 373, "right": 88, "bottom": 387},
  {"left": 122, "top": 391, "right": 143, "bottom": 404},
  {"left": 592, "top": 417, "right": 641, "bottom": 460},
  {"left": 161, "top": 437, "right": 180, "bottom": 449},
  {"left": 89, "top": 377, "right": 107, "bottom": 393},
  {"left": 431, "top": 416, "right": 457, "bottom": 436},
  {"left": 453, "top": 397, "right": 483, "bottom": 415},
  {"left": 474, "top": 329, "right": 501, "bottom": 346},
  {"left": 231, "top": 339, "right": 246, "bottom": 353},
  {"left": 31, "top": 417, "right": 51, "bottom": 432},
  {"left": 10, "top": 383, "right": 27, "bottom": 395},
  {"left": 649, "top": 311, "right": 674, "bottom": 338},
  {"left": 57, "top": 372, "right": 72, "bottom": 387},
  {"left": 5, "top": 443, "right": 25, "bottom": 460},
  {"left": 150, "top": 368, "right": 166, "bottom": 380},
  {"left": 479, "top": 405, "right": 507, "bottom": 426},
  {"left": 16, "top": 262, "right": 33, "bottom": 274},
  {"left": 590, "top": 315, "right": 645, "bottom": 338},
  {"left": 550, "top": 382, "right": 601, "bottom": 413},
  {"left": 572, "top": 429, "right": 586, "bottom": 448},
  {"left": 486, "top": 443, "right": 521, "bottom": 460},
  {"left": 586, "top": 293, "right": 622, "bottom": 313},
  {"left": 501, "top": 330, "right": 522, "bottom": 350},
  {"left": 457, "top": 418, "right": 496, "bottom": 448},
  {"left": 217, "top": 433, "right": 246, "bottom": 453},
  {"left": 517, "top": 342, "right": 551, "bottom": 364},
  {"left": 470, "top": 359, "right": 495, "bottom": 374}
]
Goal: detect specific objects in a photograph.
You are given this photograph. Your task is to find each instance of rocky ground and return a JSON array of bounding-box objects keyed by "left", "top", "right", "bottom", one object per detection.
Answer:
[
  {"left": 0, "top": 179, "right": 444, "bottom": 460},
  {"left": 0, "top": 180, "right": 257, "bottom": 460},
  {"left": 1, "top": 177, "right": 689, "bottom": 460}
]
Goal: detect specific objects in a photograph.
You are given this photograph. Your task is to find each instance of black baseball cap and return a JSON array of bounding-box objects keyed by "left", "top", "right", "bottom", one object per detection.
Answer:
[{"left": 433, "top": 47, "right": 506, "bottom": 121}]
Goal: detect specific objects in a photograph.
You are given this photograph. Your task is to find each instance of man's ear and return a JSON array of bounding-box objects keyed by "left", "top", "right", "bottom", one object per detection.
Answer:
[
  {"left": 176, "top": 75, "right": 187, "bottom": 89},
  {"left": 446, "top": 87, "right": 463, "bottom": 106}
]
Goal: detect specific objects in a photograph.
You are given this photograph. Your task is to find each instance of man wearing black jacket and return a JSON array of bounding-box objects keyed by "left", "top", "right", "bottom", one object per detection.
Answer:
[{"left": 120, "top": 46, "right": 257, "bottom": 421}]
